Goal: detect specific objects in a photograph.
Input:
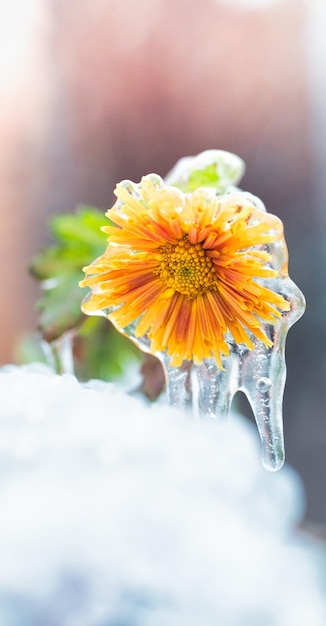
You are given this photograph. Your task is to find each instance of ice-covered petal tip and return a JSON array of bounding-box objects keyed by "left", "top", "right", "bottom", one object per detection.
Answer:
[{"left": 80, "top": 153, "right": 305, "bottom": 471}]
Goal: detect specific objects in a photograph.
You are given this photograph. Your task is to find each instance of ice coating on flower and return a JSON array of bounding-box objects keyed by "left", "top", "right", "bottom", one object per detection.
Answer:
[
  {"left": 80, "top": 169, "right": 306, "bottom": 471},
  {"left": 164, "top": 149, "right": 246, "bottom": 193},
  {"left": 80, "top": 175, "right": 290, "bottom": 369}
]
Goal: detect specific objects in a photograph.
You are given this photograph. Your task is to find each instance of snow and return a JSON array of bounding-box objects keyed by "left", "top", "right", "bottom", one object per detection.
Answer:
[{"left": 0, "top": 363, "right": 325, "bottom": 625}]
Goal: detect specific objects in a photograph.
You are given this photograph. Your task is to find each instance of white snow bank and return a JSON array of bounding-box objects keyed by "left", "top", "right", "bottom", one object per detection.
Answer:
[{"left": 0, "top": 363, "right": 324, "bottom": 625}]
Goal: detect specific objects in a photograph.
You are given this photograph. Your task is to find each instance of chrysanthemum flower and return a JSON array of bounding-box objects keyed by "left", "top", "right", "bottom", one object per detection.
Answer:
[{"left": 80, "top": 175, "right": 290, "bottom": 368}]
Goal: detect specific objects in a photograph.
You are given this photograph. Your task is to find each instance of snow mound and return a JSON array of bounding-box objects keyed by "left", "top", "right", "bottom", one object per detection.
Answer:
[{"left": 0, "top": 364, "right": 324, "bottom": 625}]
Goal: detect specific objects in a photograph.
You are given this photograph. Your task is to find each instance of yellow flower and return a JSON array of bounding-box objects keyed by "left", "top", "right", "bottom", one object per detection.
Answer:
[{"left": 80, "top": 175, "right": 290, "bottom": 367}]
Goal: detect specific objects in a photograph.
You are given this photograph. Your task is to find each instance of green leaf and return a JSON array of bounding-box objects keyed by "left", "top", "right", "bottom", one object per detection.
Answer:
[
  {"left": 74, "top": 316, "right": 141, "bottom": 381},
  {"left": 36, "top": 276, "right": 84, "bottom": 342},
  {"left": 30, "top": 206, "right": 109, "bottom": 281},
  {"left": 186, "top": 164, "right": 221, "bottom": 191},
  {"left": 27, "top": 204, "right": 160, "bottom": 390},
  {"left": 30, "top": 205, "right": 109, "bottom": 341},
  {"left": 50, "top": 206, "right": 111, "bottom": 246}
]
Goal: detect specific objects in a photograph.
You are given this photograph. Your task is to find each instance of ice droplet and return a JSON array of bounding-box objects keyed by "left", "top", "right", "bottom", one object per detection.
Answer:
[{"left": 255, "top": 377, "right": 272, "bottom": 393}]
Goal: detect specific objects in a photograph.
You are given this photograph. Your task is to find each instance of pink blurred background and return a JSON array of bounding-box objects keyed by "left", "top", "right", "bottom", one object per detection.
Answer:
[{"left": 1, "top": 0, "right": 326, "bottom": 524}]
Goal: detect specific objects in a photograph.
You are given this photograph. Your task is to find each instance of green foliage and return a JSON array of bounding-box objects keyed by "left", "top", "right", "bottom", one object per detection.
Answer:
[
  {"left": 28, "top": 205, "right": 141, "bottom": 381},
  {"left": 30, "top": 206, "right": 108, "bottom": 342},
  {"left": 186, "top": 164, "right": 221, "bottom": 191},
  {"left": 74, "top": 316, "right": 140, "bottom": 382}
]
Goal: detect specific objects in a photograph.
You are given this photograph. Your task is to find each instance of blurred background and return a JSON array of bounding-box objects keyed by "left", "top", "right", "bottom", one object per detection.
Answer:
[{"left": 0, "top": 0, "right": 325, "bottom": 524}]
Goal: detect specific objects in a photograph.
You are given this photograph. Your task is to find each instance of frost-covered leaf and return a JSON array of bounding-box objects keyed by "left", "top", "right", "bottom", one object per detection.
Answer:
[
  {"left": 36, "top": 276, "right": 84, "bottom": 342},
  {"left": 186, "top": 163, "right": 221, "bottom": 191},
  {"left": 28, "top": 206, "right": 143, "bottom": 384},
  {"left": 30, "top": 206, "right": 108, "bottom": 341}
]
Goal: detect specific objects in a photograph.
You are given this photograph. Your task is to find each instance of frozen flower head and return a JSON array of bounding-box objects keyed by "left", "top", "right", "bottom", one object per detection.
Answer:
[
  {"left": 80, "top": 151, "right": 306, "bottom": 471},
  {"left": 80, "top": 175, "right": 290, "bottom": 368}
]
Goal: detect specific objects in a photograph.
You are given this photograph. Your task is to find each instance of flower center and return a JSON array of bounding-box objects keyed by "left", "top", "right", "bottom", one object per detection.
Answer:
[{"left": 155, "top": 236, "right": 217, "bottom": 299}]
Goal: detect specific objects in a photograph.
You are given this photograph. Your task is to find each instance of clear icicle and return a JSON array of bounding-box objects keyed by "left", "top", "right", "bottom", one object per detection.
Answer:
[
  {"left": 161, "top": 356, "right": 192, "bottom": 411},
  {"left": 157, "top": 270, "right": 305, "bottom": 471}
]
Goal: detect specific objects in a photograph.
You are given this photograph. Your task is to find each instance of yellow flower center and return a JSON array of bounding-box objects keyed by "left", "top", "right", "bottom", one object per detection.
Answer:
[{"left": 155, "top": 236, "right": 217, "bottom": 299}]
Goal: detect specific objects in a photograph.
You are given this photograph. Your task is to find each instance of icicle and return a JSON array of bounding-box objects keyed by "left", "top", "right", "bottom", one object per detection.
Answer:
[
  {"left": 161, "top": 356, "right": 192, "bottom": 411},
  {"left": 155, "top": 271, "right": 305, "bottom": 471}
]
